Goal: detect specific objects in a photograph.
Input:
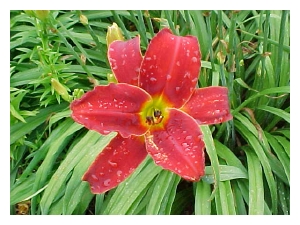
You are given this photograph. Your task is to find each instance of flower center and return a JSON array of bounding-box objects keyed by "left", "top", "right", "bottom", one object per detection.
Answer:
[
  {"left": 141, "top": 95, "right": 170, "bottom": 128},
  {"left": 145, "top": 108, "right": 164, "bottom": 125}
]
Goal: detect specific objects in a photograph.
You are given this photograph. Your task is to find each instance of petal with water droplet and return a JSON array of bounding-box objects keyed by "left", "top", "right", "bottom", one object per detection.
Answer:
[
  {"left": 139, "top": 28, "right": 201, "bottom": 108},
  {"left": 82, "top": 134, "right": 147, "bottom": 194},
  {"left": 181, "top": 86, "right": 233, "bottom": 125},
  {"left": 71, "top": 83, "right": 152, "bottom": 138},
  {"left": 108, "top": 37, "right": 142, "bottom": 86},
  {"left": 145, "top": 108, "right": 205, "bottom": 181}
]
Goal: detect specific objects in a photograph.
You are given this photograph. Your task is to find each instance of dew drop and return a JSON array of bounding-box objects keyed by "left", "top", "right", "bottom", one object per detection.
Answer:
[
  {"left": 185, "top": 136, "right": 192, "bottom": 140},
  {"left": 167, "top": 74, "right": 171, "bottom": 81},
  {"left": 176, "top": 61, "right": 181, "bottom": 66},
  {"left": 117, "top": 170, "right": 123, "bottom": 177},
  {"left": 108, "top": 160, "right": 118, "bottom": 167},
  {"left": 103, "top": 179, "right": 111, "bottom": 187},
  {"left": 145, "top": 57, "right": 152, "bottom": 61},
  {"left": 176, "top": 87, "right": 180, "bottom": 92},
  {"left": 184, "top": 71, "right": 191, "bottom": 78},
  {"left": 102, "top": 130, "right": 110, "bottom": 135},
  {"left": 150, "top": 77, "right": 157, "bottom": 82},
  {"left": 192, "top": 57, "right": 197, "bottom": 63},
  {"left": 91, "top": 174, "right": 99, "bottom": 181},
  {"left": 182, "top": 142, "right": 189, "bottom": 148}
]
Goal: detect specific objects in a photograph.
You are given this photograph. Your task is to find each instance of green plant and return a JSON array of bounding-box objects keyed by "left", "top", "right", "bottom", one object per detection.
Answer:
[{"left": 10, "top": 10, "right": 290, "bottom": 215}]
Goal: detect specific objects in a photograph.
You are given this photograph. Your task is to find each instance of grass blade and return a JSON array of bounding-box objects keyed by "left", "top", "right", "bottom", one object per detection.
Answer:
[{"left": 244, "top": 147, "right": 264, "bottom": 215}]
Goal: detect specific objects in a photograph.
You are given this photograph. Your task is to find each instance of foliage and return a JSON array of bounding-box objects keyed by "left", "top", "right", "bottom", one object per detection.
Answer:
[{"left": 10, "top": 10, "right": 290, "bottom": 215}]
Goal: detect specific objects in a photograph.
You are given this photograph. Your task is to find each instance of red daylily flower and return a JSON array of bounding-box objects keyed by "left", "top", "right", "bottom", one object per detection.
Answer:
[{"left": 71, "top": 28, "right": 232, "bottom": 194}]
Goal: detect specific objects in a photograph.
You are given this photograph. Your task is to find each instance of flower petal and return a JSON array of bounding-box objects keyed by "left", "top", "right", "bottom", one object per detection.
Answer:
[
  {"left": 71, "top": 83, "right": 152, "bottom": 137},
  {"left": 181, "top": 86, "right": 233, "bottom": 125},
  {"left": 139, "top": 28, "right": 201, "bottom": 108},
  {"left": 82, "top": 134, "right": 147, "bottom": 194},
  {"left": 145, "top": 108, "right": 205, "bottom": 181},
  {"left": 108, "top": 37, "right": 143, "bottom": 86}
]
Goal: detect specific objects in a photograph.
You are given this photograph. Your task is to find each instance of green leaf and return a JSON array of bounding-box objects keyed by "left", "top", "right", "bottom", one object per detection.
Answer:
[
  {"left": 40, "top": 131, "right": 116, "bottom": 214},
  {"left": 146, "top": 170, "right": 179, "bottom": 215},
  {"left": 256, "top": 105, "right": 290, "bottom": 123},
  {"left": 244, "top": 147, "right": 264, "bottom": 215},
  {"left": 195, "top": 180, "right": 211, "bottom": 215},
  {"left": 202, "top": 165, "right": 248, "bottom": 184},
  {"left": 10, "top": 103, "right": 68, "bottom": 144},
  {"left": 103, "top": 157, "right": 162, "bottom": 215},
  {"left": 200, "top": 125, "right": 220, "bottom": 200}
]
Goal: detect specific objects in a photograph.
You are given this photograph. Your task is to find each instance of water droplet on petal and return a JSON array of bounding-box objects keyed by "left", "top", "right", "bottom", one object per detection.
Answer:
[
  {"left": 185, "top": 136, "right": 192, "bottom": 140},
  {"left": 176, "top": 61, "right": 181, "bottom": 66},
  {"left": 117, "top": 170, "right": 123, "bottom": 177},
  {"left": 91, "top": 174, "right": 99, "bottom": 181},
  {"left": 192, "top": 57, "right": 197, "bottom": 63},
  {"left": 108, "top": 160, "right": 118, "bottom": 167},
  {"left": 102, "top": 130, "right": 110, "bottom": 135},
  {"left": 182, "top": 142, "right": 189, "bottom": 148},
  {"left": 103, "top": 179, "right": 111, "bottom": 187},
  {"left": 150, "top": 77, "right": 157, "bottom": 82},
  {"left": 167, "top": 74, "right": 171, "bottom": 81}
]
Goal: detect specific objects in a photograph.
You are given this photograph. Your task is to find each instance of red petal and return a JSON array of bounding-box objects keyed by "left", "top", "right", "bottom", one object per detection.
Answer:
[
  {"left": 145, "top": 108, "right": 205, "bottom": 181},
  {"left": 181, "top": 86, "right": 233, "bottom": 125},
  {"left": 71, "top": 83, "right": 152, "bottom": 137},
  {"left": 108, "top": 37, "right": 143, "bottom": 86},
  {"left": 82, "top": 134, "right": 147, "bottom": 194},
  {"left": 139, "top": 28, "right": 201, "bottom": 108}
]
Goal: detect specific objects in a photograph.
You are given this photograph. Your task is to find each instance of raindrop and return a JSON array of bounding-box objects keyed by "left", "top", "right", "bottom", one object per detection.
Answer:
[
  {"left": 167, "top": 74, "right": 171, "bottom": 81},
  {"left": 176, "top": 61, "right": 181, "bottom": 66},
  {"left": 117, "top": 170, "right": 123, "bottom": 177},
  {"left": 184, "top": 72, "right": 191, "bottom": 78},
  {"left": 192, "top": 78, "right": 198, "bottom": 83},
  {"left": 176, "top": 87, "right": 180, "bottom": 92},
  {"left": 110, "top": 48, "right": 115, "bottom": 52},
  {"left": 145, "top": 57, "right": 152, "bottom": 61},
  {"left": 150, "top": 77, "right": 157, "bottom": 82},
  {"left": 185, "top": 136, "right": 192, "bottom": 140},
  {"left": 103, "top": 179, "right": 111, "bottom": 187},
  {"left": 192, "top": 57, "right": 198, "bottom": 63},
  {"left": 186, "top": 50, "right": 190, "bottom": 57},
  {"left": 102, "top": 130, "right": 110, "bottom": 135},
  {"left": 91, "top": 174, "right": 99, "bottom": 181},
  {"left": 182, "top": 143, "right": 189, "bottom": 148},
  {"left": 108, "top": 160, "right": 118, "bottom": 167},
  {"left": 153, "top": 55, "right": 157, "bottom": 60}
]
